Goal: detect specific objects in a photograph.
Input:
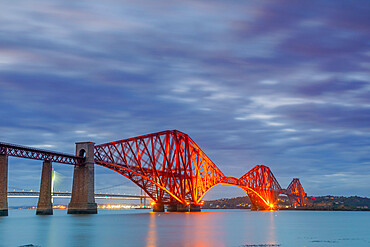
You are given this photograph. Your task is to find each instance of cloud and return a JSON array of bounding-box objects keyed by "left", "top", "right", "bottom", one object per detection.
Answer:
[
  {"left": 0, "top": 0, "right": 369, "bottom": 199},
  {"left": 294, "top": 80, "right": 368, "bottom": 97}
]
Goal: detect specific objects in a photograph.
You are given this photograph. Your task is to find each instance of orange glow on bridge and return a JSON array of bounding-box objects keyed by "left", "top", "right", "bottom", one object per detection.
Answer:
[{"left": 94, "top": 130, "right": 306, "bottom": 209}]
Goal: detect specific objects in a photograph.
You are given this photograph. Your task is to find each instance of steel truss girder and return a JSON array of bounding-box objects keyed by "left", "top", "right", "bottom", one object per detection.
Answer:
[
  {"left": 0, "top": 142, "right": 83, "bottom": 165},
  {"left": 286, "top": 178, "right": 306, "bottom": 207},
  {"left": 94, "top": 130, "right": 225, "bottom": 205},
  {"left": 1, "top": 133, "right": 307, "bottom": 208},
  {"left": 94, "top": 130, "right": 305, "bottom": 208},
  {"left": 239, "top": 165, "right": 282, "bottom": 208}
]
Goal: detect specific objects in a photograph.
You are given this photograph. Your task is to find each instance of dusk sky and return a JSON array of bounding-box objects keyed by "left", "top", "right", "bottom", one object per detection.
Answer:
[{"left": 0, "top": 0, "right": 369, "bottom": 201}]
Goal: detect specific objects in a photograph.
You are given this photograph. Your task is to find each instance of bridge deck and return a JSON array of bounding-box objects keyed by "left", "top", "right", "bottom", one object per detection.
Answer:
[
  {"left": 0, "top": 142, "right": 84, "bottom": 165},
  {"left": 8, "top": 191, "right": 149, "bottom": 200}
]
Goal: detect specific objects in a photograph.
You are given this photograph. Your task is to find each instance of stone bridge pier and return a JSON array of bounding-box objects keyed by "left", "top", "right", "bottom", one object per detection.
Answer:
[
  {"left": 152, "top": 203, "right": 201, "bottom": 212},
  {"left": 68, "top": 142, "right": 97, "bottom": 214},
  {"left": 36, "top": 160, "right": 53, "bottom": 215},
  {"left": 0, "top": 155, "right": 8, "bottom": 216}
]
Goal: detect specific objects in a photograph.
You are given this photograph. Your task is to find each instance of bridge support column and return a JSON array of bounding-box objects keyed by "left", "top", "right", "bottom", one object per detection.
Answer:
[
  {"left": 166, "top": 204, "right": 189, "bottom": 212},
  {"left": 177, "top": 204, "right": 189, "bottom": 212},
  {"left": 36, "top": 161, "right": 53, "bottom": 215},
  {"left": 167, "top": 204, "right": 177, "bottom": 212},
  {"left": 189, "top": 204, "right": 201, "bottom": 212},
  {"left": 68, "top": 142, "right": 97, "bottom": 214},
  {"left": 0, "top": 155, "right": 8, "bottom": 216},
  {"left": 152, "top": 203, "right": 164, "bottom": 212}
]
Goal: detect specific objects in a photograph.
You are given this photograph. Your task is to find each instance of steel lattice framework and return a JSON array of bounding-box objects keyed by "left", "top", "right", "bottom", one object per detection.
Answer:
[
  {"left": 94, "top": 130, "right": 225, "bottom": 205},
  {"left": 94, "top": 130, "right": 306, "bottom": 208},
  {"left": 0, "top": 142, "right": 83, "bottom": 165},
  {"left": 286, "top": 178, "right": 306, "bottom": 207},
  {"left": 0, "top": 130, "right": 307, "bottom": 209},
  {"left": 239, "top": 165, "right": 282, "bottom": 208}
]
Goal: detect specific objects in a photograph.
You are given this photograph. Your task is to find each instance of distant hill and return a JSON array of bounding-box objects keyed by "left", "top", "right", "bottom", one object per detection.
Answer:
[
  {"left": 203, "top": 195, "right": 370, "bottom": 210},
  {"left": 203, "top": 196, "right": 252, "bottom": 209},
  {"left": 308, "top": 195, "right": 370, "bottom": 209}
]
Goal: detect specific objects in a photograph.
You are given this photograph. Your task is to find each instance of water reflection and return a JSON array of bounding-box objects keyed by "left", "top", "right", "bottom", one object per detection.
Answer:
[
  {"left": 268, "top": 211, "right": 277, "bottom": 245},
  {"left": 69, "top": 215, "right": 95, "bottom": 247},
  {"left": 145, "top": 210, "right": 278, "bottom": 247},
  {"left": 183, "top": 211, "right": 226, "bottom": 247},
  {"left": 35, "top": 215, "right": 53, "bottom": 246},
  {"left": 146, "top": 211, "right": 225, "bottom": 247},
  {"left": 146, "top": 213, "right": 158, "bottom": 247},
  {"left": 0, "top": 209, "right": 368, "bottom": 247}
]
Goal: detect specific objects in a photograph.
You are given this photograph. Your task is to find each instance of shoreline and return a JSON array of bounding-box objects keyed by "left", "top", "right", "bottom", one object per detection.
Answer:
[{"left": 202, "top": 207, "right": 370, "bottom": 211}]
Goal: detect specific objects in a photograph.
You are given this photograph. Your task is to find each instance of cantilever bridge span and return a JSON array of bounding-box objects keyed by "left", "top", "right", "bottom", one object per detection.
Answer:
[
  {"left": 94, "top": 130, "right": 306, "bottom": 210},
  {"left": 0, "top": 130, "right": 306, "bottom": 215}
]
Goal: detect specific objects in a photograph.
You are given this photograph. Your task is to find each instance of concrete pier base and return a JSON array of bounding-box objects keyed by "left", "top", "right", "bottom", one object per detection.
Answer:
[
  {"left": 0, "top": 209, "right": 7, "bottom": 216},
  {"left": 167, "top": 204, "right": 178, "bottom": 212},
  {"left": 36, "top": 208, "right": 53, "bottom": 215},
  {"left": 36, "top": 161, "right": 53, "bottom": 215},
  {"left": 68, "top": 142, "right": 97, "bottom": 214},
  {"left": 189, "top": 204, "right": 201, "bottom": 212},
  {"left": 67, "top": 203, "right": 98, "bottom": 214},
  {"left": 0, "top": 155, "right": 8, "bottom": 216},
  {"left": 153, "top": 203, "right": 165, "bottom": 212},
  {"left": 177, "top": 204, "right": 189, "bottom": 212}
]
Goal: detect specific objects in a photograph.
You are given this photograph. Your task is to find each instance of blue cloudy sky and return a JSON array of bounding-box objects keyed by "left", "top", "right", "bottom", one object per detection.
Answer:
[{"left": 0, "top": 0, "right": 369, "bottom": 200}]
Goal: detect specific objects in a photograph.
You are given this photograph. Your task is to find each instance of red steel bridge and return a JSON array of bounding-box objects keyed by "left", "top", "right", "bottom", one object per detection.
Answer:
[{"left": 0, "top": 130, "right": 306, "bottom": 215}]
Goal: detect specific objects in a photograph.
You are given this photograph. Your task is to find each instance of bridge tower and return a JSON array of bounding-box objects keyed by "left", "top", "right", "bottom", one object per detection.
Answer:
[
  {"left": 68, "top": 142, "right": 97, "bottom": 214},
  {"left": 0, "top": 154, "right": 8, "bottom": 216}
]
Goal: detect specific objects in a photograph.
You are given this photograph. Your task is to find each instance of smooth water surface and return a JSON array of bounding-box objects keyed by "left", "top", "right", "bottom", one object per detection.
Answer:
[{"left": 0, "top": 209, "right": 369, "bottom": 247}]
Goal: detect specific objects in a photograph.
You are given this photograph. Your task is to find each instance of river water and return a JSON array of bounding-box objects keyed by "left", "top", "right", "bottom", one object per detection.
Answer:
[{"left": 0, "top": 209, "right": 369, "bottom": 247}]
